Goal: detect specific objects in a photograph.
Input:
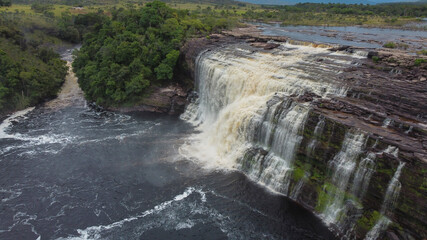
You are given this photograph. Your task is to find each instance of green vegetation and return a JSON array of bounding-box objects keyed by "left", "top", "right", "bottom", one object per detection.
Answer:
[
  {"left": 0, "top": 24, "right": 68, "bottom": 113},
  {"left": 382, "top": 41, "right": 410, "bottom": 49},
  {"left": 356, "top": 210, "right": 382, "bottom": 232},
  {"left": 315, "top": 183, "right": 333, "bottom": 212},
  {"left": 31, "top": 3, "right": 54, "bottom": 13},
  {"left": 292, "top": 166, "right": 305, "bottom": 182},
  {"left": 414, "top": 58, "right": 426, "bottom": 66},
  {"left": 383, "top": 42, "right": 397, "bottom": 48},
  {"left": 315, "top": 181, "right": 361, "bottom": 214},
  {"left": 0, "top": 6, "right": 97, "bottom": 114},
  {"left": 0, "top": 8, "right": 111, "bottom": 114},
  {"left": 242, "top": 2, "right": 427, "bottom": 27},
  {"left": 2, "top": 1, "right": 426, "bottom": 28},
  {"left": 0, "top": 0, "right": 11, "bottom": 7},
  {"left": 372, "top": 56, "right": 380, "bottom": 63},
  {"left": 417, "top": 49, "right": 427, "bottom": 56},
  {"left": 73, "top": 1, "right": 239, "bottom": 106}
]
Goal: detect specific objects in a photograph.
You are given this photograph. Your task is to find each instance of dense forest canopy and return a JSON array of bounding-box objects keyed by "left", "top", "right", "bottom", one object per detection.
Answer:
[
  {"left": 0, "top": 6, "right": 110, "bottom": 114},
  {"left": 72, "top": 1, "right": 239, "bottom": 106},
  {"left": 0, "top": 16, "right": 68, "bottom": 113},
  {"left": 240, "top": 2, "right": 427, "bottom": 25},
  {"left": 0, "top": 0, "right": 11, "bottom": 7}
]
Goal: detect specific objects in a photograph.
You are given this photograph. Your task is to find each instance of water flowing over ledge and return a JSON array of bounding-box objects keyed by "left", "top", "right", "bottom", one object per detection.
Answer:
[
  {"left": 179, "top": 40, "right": 427, "bottom": 239},
  {"left": 180, "top": 43, "right": 351, "bottom": 168}
]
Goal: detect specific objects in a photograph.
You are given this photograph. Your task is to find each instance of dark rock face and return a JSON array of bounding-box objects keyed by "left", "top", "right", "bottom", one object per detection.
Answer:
[
  {"left": 289, "top": 49, "right": 426, "bottom": 239},
  {"left": 181, "top": 27, "right": 427, "bottom": 240},
  {"left": 250, "top": 42, "right": 281, "bottom": 50},
  {"left": 107, "top": 84, "right": 187, "bottom": 115},
  {"left": 179, "top": 35, "right": 243, "bottom": 81}
]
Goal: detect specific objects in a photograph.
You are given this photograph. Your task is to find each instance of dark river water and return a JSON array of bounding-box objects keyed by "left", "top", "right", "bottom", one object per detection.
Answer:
[{"left": 0, "top": 52, "right": 336, "bottom": 240}]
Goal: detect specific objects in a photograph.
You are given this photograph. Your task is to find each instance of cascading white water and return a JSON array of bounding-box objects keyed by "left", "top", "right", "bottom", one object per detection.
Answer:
[
  {"left": 351, "top": 152, "right": 376, "bottom": 199},
  {"left": 180, "top": 42, "right": 376, "bottom": 232},
  {"left": 365, "top": 161, "right": 406, "bottom": 240},
  {"left": 289, "top": 116, "right": 325, "bottom": 200},
  {"left": 180, "top": 43, "right": 357, "bottom": 170},
  {"left": 289, "top": 172, "right": 309, "bottom": 200},
  {"left": 306, "top": 116, "right": 326, "bottom": 156},
  {"left": 365, "top": 217, "right": 392, "bottom": 240},
  {"left": 322, "top": 131, "right": 366, "bottom": 225},
  {"left": 383, "top": 145, "right": 399, "bottom": 158},
  {"left": 244, "top": 99, "right": 309, "bottom": 193},
  {"left": 381, "top": 161, "right": 405, "bottom": 215},
  {"left": 0, "top": 107, "right": 35, "bottom": 139},
  {"left": 177, "top": 41, "right": 416, "bottom": 239}
]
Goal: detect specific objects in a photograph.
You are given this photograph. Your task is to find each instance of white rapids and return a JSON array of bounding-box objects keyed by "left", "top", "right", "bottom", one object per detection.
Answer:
[{"left": 180, "top": 43, "right": 360, "bottom": 172}]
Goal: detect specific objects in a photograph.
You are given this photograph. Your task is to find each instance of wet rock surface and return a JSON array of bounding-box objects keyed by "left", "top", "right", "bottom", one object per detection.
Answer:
[
  {"left": 180, "top": 25, "right": 427, "bottom": 240},
  {"left": 107, "top": 84, "right": 188, "bottom": 115}
]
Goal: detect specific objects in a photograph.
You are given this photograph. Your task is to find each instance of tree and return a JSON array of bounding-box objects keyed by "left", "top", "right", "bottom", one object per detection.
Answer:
[
  {"left": 73, "top": 0, "right": 237, "bottom": 106},
  {"left": 0, "top": 0, "right": 11, "bottom": 7}
]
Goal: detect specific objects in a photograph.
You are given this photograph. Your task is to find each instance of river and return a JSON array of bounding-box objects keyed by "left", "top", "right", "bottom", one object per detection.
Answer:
[
  {"left": 0, "top": 50, "right": 337, "bottom": 239},
  {"left": 252, "top": 22, "right": 427, "bottom": 50}
]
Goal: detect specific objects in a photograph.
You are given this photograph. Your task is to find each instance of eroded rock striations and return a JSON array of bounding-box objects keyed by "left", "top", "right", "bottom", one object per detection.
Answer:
[{"left": 179, "top": 26, "right": 427, "bottom": 240}]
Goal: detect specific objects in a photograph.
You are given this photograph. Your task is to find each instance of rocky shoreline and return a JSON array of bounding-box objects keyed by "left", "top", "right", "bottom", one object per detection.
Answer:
[{"left": 106, "top": 84, "right": 188, "bottom": 115}]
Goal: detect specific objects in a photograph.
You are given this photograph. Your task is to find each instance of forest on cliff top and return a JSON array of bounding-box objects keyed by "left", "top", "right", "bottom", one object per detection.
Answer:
[
  {"left": 1, "top": 0, "right": 426, "bottom": 111},
  {"left": 0, "top": 13, "right": 69, "bottom": 115},
  {"left": 72, "top": 1, "right": 239, "bottom": 106}
]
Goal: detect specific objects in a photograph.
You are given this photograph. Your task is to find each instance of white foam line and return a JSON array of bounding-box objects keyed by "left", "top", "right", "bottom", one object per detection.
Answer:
[
  {"left": 60, "top": 187, "right": 198, "bottom": 240},
  {"left": 0, "top": 189, "right": 22, "bottom": 203},
  {"left": 0, "top": 107, "right": 35, "bottom": 139},
  {"left": 208, "top": 190, "right": 270, "bottom": 219}
]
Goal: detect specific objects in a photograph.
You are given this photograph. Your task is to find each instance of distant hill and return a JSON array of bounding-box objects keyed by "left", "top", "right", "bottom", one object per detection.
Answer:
[
  {"left": 237, "top": 0, "right": 420, "bottom": 5},
  {"left": 11, "top": 0, "right": 239, "bottom": 5}
]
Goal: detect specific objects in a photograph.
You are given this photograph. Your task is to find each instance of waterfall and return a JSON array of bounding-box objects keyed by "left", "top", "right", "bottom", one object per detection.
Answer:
[
  {"left": 351, "top": 152, "right": 376, "bottom": 199},
  {"left": 365, "top": 217, "right": 392, "bottom": 240},
  {"left": 180, "top": 43, "right": 356, "bottom": 171},
  {"left": 383, "top": 145, "right": 399, "bottom": 158},
  {"left": 382, "top": 118, "right": 393, "bottom": 128},
  {"left": 180, "top": 42, "right": 374, "bottom": 232},
  {"left": 289, "top": 172, "right": 309, "bottom": 200},
  {"left": 322, "top": 131, "right": 366, "bottom": 225},
  {"left": 306, "top": 116, "right": 325, "bottom": 156},
  {"left": 380, "top": 161, "right": 405, "bottom": 215},
  {"left": 289, "top": 116, "right": 325, "bottom": 200},
  {"left": 242, "top": 99, "right": 309, "bottom": 193},
  {"left": 365, "top": 161, "right": 406, "bottom": 240}
]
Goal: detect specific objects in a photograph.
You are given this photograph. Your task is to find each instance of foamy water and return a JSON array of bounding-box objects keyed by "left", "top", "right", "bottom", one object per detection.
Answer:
[{"left": 0, "top": 47, "right": 336, "bottom": 240}]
